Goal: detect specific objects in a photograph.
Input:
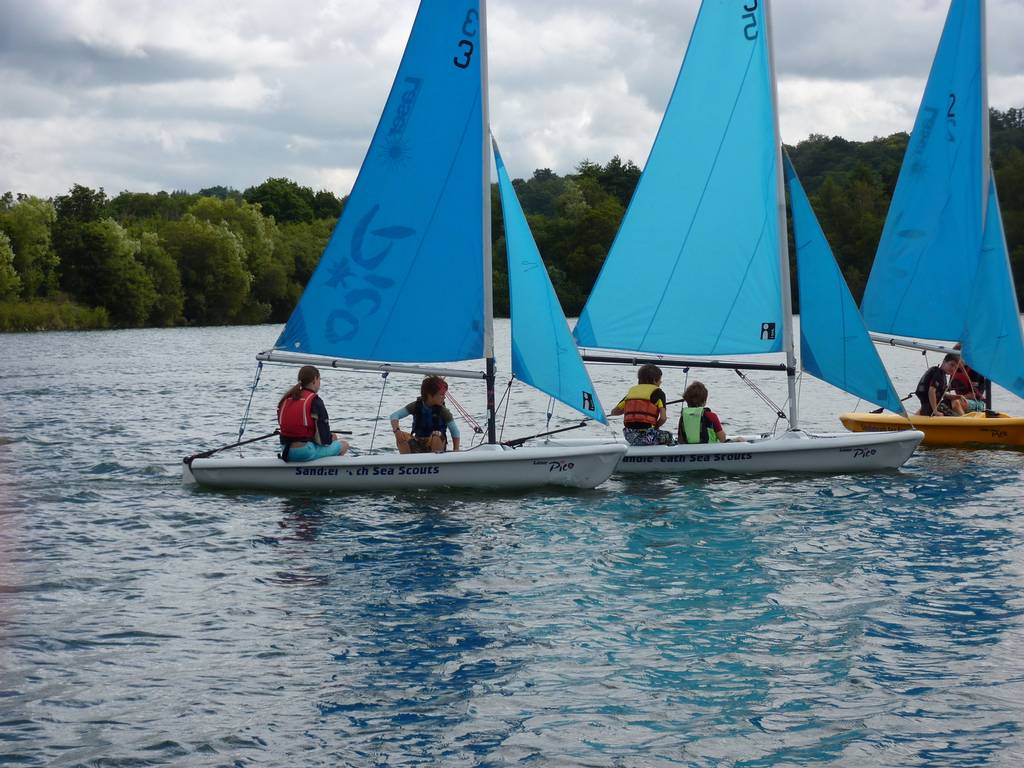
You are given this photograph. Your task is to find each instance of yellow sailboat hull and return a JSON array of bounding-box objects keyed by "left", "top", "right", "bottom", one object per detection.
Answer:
[{"left": 840, "top": 411, "right": 1024, "bottom": 448}]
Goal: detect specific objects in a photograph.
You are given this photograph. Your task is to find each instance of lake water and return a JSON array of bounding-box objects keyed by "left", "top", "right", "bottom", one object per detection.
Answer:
[{"left": 1, "top": 321, "right": 1023, "bottom": 766}]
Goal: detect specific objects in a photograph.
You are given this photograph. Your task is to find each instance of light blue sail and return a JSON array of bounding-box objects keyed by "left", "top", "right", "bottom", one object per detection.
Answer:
[
  {"left": 962, "top": 176, "right": 1024, "bottom": 398},
  {"left": 494, "top": 142, "right": 606, "bottom": 423},
  {"left": 784, "top": 155, "right": 904, "bottom": 412},
  {"left": 275, "top": 3, "right": 485, "bottom": 362},
  {"left": 575, "top": 1, "right": 782, "bottom": 356},
  {"left": 861, "top": 0, "right": 983, "bottom": 340}
]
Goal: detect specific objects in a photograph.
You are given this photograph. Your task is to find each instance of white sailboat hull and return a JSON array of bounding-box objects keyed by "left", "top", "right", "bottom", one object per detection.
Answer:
[
  {"left": 546, "top": 429, "right": 923, "bottom": 474},
  {"left": 183, "top": 442, "right": 627, "bottom": 492}
]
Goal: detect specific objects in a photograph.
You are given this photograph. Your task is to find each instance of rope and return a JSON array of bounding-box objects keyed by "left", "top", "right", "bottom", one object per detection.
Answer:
[
  {"left": 369, "top": 371, "right": 388, "bottom": 453},
  {"left": 446, "top": 390, "right": 483, "bottom": 435},
  {"left": 733, "top": 368, "right": 788, "bottom": 428},
  {"left": 237, "top": 361, "right": 264, "bottom": 450},
  {"left": 497, "top": 377, "right": 515, "bottom": 443},
  {"left": 545, "top": 396, "right": 555, "bottom": 431},
  {"left": 185, "top": 430, "right": 279, "bottom": 465}
]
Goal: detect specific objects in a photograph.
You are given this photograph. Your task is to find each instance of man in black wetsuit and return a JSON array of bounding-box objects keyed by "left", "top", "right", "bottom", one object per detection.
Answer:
[{"left": 915, "top": 354, "right": 965, "bottom": 417}]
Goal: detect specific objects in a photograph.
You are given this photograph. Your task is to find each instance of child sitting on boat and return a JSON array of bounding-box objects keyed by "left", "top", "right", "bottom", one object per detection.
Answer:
[
  {"left": 277, "top": 365, "right": 350, "bottom": 462},
  {"left": 390, "top": 376, "right": 461, "bottom": 454},
  {"left": 915, "top": 354, "right": 966, "bottom": 417},
  {"left": 949, "top": 345, "right": 988, "bottom": 412},
  {"left": 611, "top": 364, "right": 674, "bottom": 446},
  {"left": 678, "top": 381, "right": 733, "bottom": 444}
]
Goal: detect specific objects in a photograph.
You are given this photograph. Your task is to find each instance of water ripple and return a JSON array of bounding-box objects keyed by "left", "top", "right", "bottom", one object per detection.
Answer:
[{"left": 0, "top": 325, "right": 1022, "bottom": 765}]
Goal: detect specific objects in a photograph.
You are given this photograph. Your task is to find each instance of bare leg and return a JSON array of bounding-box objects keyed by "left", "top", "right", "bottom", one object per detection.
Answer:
[{"left": 395, "top": 431, "right": 412, "bottom": 454}]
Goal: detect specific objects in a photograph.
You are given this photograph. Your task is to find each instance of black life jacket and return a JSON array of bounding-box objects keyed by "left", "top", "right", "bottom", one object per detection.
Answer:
[
  {"left": 915, "top": 367, "right": 947, "bottom": 414},
  {"left": 411, "top": 398, "right": 447, "bottom": 438}
]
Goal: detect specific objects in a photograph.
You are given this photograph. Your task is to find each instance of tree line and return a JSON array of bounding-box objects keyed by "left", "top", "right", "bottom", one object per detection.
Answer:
[{"left": 1, "top": 107, "right": 1022, "bottom": 332}]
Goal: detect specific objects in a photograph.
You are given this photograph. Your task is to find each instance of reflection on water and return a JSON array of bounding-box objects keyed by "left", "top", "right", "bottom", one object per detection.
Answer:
[{"left": 0, "top": 324, "right": 1022, "bottom": 766}]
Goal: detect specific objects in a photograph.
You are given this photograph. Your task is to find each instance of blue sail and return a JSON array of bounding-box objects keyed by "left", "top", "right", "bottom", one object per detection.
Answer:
[
  {"left": 861, "top": 0, "right": 983, "bottom": 340},
  {"left": 494, "top": 142, "right": 607, "bottom": 423},
  {"left": 962, "top": 176, "right": 1024, "bottom": 399},
  {"left": 784, "top": 155, "right": 904, "bottom": 412},
  {"left": 575, "top": 1, "right": 782, "bottom": 356},
  {"left": 275, "top": 3, "right": 486, "bottom": 362}
]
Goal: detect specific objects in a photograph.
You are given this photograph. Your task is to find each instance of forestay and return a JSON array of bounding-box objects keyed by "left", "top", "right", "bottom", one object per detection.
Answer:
[
  {"left": 574, "top": 1, "right": 782, "bottom": 356},
  {"left": 493, "top": 142, "right": 606, "bottom": 423},
  {"left": 962, "top": 177, "right": 1024, "bottom": 398},
  {"left": 274, "top": 2, "right": 487, "bottom": 363},
  {"left": 861, "top": 0, "right": 984, "bottom": 341},
  {"left": 784, "top": 155, "right": 904, "bottom": 413}
]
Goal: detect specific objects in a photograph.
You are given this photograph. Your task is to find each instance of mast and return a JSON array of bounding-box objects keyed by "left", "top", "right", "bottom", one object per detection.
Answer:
[
  {"left": 980, "top": 0, "right": 990, "bottom": 229},
  {"left": 765, "top": 0, "right": 799, "bottom": 429},
  {"left": 480, "top": 0, "right": 497, "bottom": 443}
]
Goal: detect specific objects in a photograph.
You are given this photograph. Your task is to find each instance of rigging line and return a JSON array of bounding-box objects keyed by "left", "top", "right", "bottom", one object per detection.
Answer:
[
  {"left": 237, "top": 361, "right": 264, "bottom": 450},
  {"left": 446, "top": 389, "right": 483, "bottom": 434},
  {"left": 546, "top": 397, "right": 555, "bottom": 431},
  {"left": 369, "top": 371, "right": 389, "bottom": 453},
  {"left": 497, "top": 377, "right": 515, "bottom": 444},
  {"left": 733, "top": 368, "right": 787, "bottom": 421}
]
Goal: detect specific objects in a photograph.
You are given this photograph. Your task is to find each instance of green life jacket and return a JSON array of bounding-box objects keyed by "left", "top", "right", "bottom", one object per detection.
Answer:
[{"left": 680, "top": 406, "right": 718, "bottom": 444}]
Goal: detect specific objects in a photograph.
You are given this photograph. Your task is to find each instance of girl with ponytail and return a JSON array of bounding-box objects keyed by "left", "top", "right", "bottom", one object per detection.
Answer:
[{"left": 277, "top": 365, "right": 349, "bottom": 462}]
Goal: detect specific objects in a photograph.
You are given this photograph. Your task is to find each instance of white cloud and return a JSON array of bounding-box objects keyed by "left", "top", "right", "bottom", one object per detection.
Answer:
[{"left": 0, "top": 0, "right": 1021, "bottom": 198}]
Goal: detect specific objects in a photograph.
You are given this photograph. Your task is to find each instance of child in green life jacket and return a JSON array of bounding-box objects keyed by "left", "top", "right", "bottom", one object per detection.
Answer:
[
  {"left": 610, "top": 364, "right": 674, "bottom": 446},
  {"left": 678, "top": 381, "right": 737, "bottom": 444}
]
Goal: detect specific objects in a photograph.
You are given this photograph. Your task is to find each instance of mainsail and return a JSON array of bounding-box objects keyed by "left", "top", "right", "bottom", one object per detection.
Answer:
[
  {"left": 574, "top": 0, "right": 783, "bottom": 356},
  {"left": 275, "top": 3, "right": 487, "bottom": 363},
  {"left": 493, "top": 141, "right": 606, "bottom": 423},
  {"left": 861, "top": 0, "right": 985, "bottom": 341},
  {"left": 861, "top": 0, "right": 1023, "bottom": 399},
  {"left": 785, "top": 155, "right": 904, "bottom": 413}
]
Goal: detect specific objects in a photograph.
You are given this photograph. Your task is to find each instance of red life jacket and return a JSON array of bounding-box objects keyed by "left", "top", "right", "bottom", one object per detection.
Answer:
[
  {"left": 622, "top": 384, "right": 662, "bottom": 428},
  {"left": 278, "top": 390, "right": 317, "bottom": 440}
]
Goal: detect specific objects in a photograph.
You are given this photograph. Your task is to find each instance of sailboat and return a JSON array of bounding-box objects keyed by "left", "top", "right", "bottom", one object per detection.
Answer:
[
  {"left": 183, "top": 0, "right": 625, "bottom": 491},
  {"left": 556, "top": 0, "right": 923, "bottom": 474},
  {"left": 840, "top": 0, "right": 1024, "bottom": 447}
]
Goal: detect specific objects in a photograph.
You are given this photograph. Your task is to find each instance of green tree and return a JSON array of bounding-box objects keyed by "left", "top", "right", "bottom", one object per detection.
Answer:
[
  {"left": 0, "top": 196, "right": 59, "bottom": 298},
  {"left": 274, "top": 219, "right": 334, "bottom": 314},
  {"left": 189, "top": 196, "right": 284, "bottom": 321},
  {"left": 108, "top": 190, "right": 197, "bottom": 223},
  {"left": 556, "top": 179, "right": 589, "bottom": 222},
  {"left": 0, "top": 231, "right": 21, "bottom": 299},
  {"left": 77, "top": 218, "right": 157, "bottom": 326},
  {"left": 137, "top": 232, "right": 184, "bottom": 326},
  {"left": 161, "top": 214, "right": 252, "bottom": 324},
  {"left": 598, "top": 155, "right": 641, "bottom": 207},
  {"left": 312, "top": 190, "right": 343, "bottom": 219},
  {"left": 244, "top": 178, "right": 316, "bottom": 224},
  {"left": 53, "top": 184, "right": 110, "bottom": 300},
  {"left": 809, "top": 164, "right": 890, "bottom": 301}
]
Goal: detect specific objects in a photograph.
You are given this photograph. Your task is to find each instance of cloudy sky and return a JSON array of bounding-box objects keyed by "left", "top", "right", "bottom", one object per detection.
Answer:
[{"left": 1, "top": 0, "right": 1022, "bottom": 199}]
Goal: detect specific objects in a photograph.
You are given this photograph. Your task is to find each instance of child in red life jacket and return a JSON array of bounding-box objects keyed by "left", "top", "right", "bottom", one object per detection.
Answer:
[
  {"left": 611, "top": 364, "right": 674, "bottom": 446},
  {"left": 390, "top": 375, "right": 461, "bottom": 454},
  {"left": 277, "top": 365, "right": 349, "bottom": 462}
]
